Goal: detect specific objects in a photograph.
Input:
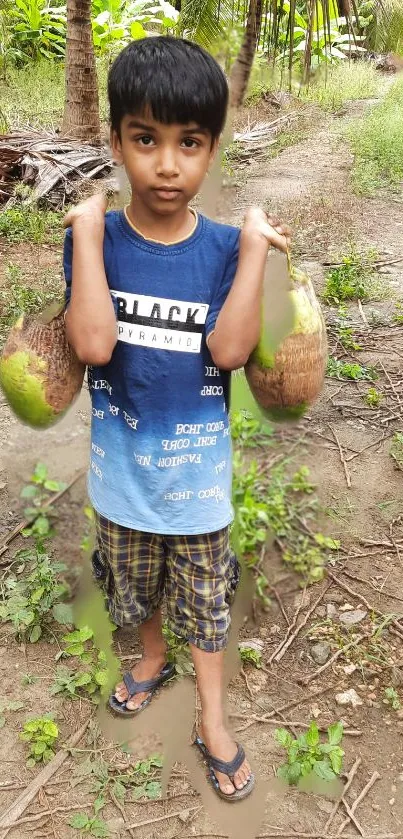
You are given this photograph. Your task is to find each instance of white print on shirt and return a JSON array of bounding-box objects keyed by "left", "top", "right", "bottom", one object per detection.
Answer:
[
  {"left": 91, "top": 442, "right": 105, "bottom": 459},
  {"left": 215, "top": 460, "right": 226, "bottom": 474},
  {"left": 92, "top": 408, "right": 105, "bottom": 419},
  {"left": 165, "top": 490, "right": 194, "bottom": 501},
  {"left": 158, "top": 453, "right": 202, "bottom": 468},
  {"left": 200, "top": 386, "right": 223, "bottom": 396},
  {"left": 90, "top": 379, "right": 112, "bottom": 395},
  {"left": 198, "top": 484, "right": 225, "bottom": 502},
  {"left": 111, "top": 290, "right": 209, "bottom": 354},
  {"left": 175, "top": 421, "right": 225, "bottom": 435},
  {"left": 109, "top": 404, "right": 120, "bottom": 416},
  {"left": 123, "top": 410, "right": 139, "bottom": 431},
  {"left": 91, "top": 460, "right": 103, "bottom": 480},
  {"left": 134, "top": 452, "right": 152, "bottom": 467},
  {"left": 205, "top": 366, "right": 220, "bottom": 377},
  {"left": 223, "top": 427, "right": 230, "bottom": 437}
]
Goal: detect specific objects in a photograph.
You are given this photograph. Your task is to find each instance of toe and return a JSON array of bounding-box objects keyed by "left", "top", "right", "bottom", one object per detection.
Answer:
[{"left": 220, "top": 778, "right": 236, "bottom": 796}]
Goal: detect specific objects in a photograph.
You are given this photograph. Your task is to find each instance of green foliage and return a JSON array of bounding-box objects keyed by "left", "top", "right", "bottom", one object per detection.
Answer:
[
  {"left": 393, "top": 302, "right": 403, "bottom": 325},
  {"left": 8, "top": 0, "right": 67, "bottom": 63},
  {"left": 333, "top": 305, "right": 362, "bottom": 351},
  {"left": 162, "top": 623, "right": 194, "bottom": 675},
  {"left": 301, "top": 61, "right": 380, "bottom": 112},
  {"left": 20, "top": 715, "right": 59, "bottom": 767},
  {"left": 275, "top": 721, "right": 344, "bottom": 785},
  {"left": 367, "top": 0, "right": 403, "bottom": 56},
  {"left": 69, "top": 811, "right": 109, "bottom": 838},
  {"left": 283, "top": 533, "right": 339, "bottom": 584},
  {"left": 71, "top": 752, "right": 163, "bottom": 811},
  {"left": 364, "top": 387, "right": 383, "bottom": 408},
  {"left": 384, "top": 686, "right": 401, "bottom": 710},
  {"left": 51, "top": 627, "right": 109, "bottom": 702},
  {"left": 326, "top": 357, "right": 378, "bottom": 381},
  {"left": 0, "top": 204, "right": 63, "bottom": 242},
  {"left": 390, "top": 432, "right": 403, "bottom": 470},
  {"left": 231, "top": 411, "right": 274, "bottom": 448},
  {"left": 91, "top": 0, "right": 178, "bottom": 58},
  {"left": 0, "top": 263, "right": 60, "bottom": 349},
  {"left": 323, "top": 246, "right": 381, "bottom": 304},
  {"left": 20, "top": 463, "right": 67, "bottom": 543},
  {"left": 0, "top": 545, "right": 69, "bottom": 642},
  {"left": 239, "top": 646, "right": 262, "bottom": 668},
  {"left": 348, "top": 76, "right": 403, "bottom": 195}
]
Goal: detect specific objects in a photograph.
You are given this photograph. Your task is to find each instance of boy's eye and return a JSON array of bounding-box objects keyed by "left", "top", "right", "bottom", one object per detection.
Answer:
[
  {"left": 182, "top": 138, "right": 199, "bottom": 148},
  {"left": 137, "top": 135, "right": 154, "bottom": 146}
]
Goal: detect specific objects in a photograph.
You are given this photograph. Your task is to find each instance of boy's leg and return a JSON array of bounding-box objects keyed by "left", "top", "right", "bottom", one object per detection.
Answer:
[
  {"left": 191, "top": 645, "right": 251, "bottom": 795},
  {"left": 114, "top": 607, "right": 167, "bottom": 711},
  {"left": 94, "top": 514, "right": 168, "bottom": 711}
]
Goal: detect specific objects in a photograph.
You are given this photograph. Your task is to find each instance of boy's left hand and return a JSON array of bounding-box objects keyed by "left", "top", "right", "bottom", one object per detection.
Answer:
[{"left": 241, "top": 207, "right": 291, "bottom": 253}]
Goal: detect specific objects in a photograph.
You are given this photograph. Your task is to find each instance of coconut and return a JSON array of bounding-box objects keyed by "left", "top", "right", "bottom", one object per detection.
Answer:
[
  {"left": 0, "top": 302, "right": 85, "bottom": 429},
  {"left": 244, "top": 258, "right": 327, "bottom": 422}
]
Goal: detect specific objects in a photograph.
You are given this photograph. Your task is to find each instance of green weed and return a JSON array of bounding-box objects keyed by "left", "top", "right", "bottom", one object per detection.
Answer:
[
  {"left": 20, "top": 462, "right": 67, "bottom": 543},
  {"left": 0, "top": 545, "right": 70, "bottom": 642},
  {"left": 333, "top": 305, "right": 362, "bottom": 351},
  {"left": 231, "top": 411, "right": 274, "bottom": 448},
  {"left": 162, "top": 623, "right": 194, "bottom": 676},
  {"left": 69, "top": 810, "right": 108, "bottom": 839},
  {"left": 323, "top": 246, "right": 383, "bottom": 304},
  {"left": 283, "top": 533, "right": 339, "bottom": 584},
  {"left": 390, "top": 432, "right": 403, "bottom": 470},
  {"left": 384, "top": 686, "right": 401, "bottom": 710},
  {"left": 393, "top": 302, "right": 403, "bottom": 325},
  {"left": 326, "top": 357, "right": 378, "bottom": 381},
  {"left": 71, "top": 753, "right": 163, "bottom": 809},
  {"left": 239, "top": 645, "right": 262, "bottom": 668},
  {"left": 364, "top": 387, "right": 383, "bottom": 408},
  {"left": 0, "top": 205, "right": 63, "bottom": 243},
  {"left": 52, "top": 627, "right": 109, "bottom": 702},
  {"left": 348, "top": 76, "right": 403, "bottom": 195},
  {"left": 301, "top": 62, "right": 381, "bottom": 113},
  {"left": 20, "top": 716, "right": 59, "bottom": 768},
  {"left": 275, "top": 721, "right": 344, "bottom": 785}
]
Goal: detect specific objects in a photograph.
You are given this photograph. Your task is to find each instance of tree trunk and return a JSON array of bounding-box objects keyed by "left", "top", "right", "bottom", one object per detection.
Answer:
[
  {"left": 229, "top": 0, "right": 263, "bottom": 108},
  {"left": 61, "top": 0, "right": 100, "bottom": 142}
]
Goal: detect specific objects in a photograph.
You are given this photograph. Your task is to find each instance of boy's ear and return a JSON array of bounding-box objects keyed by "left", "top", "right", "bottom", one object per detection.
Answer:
[{"left": 110, "top": 129, "right": 124, "bottom": 165}]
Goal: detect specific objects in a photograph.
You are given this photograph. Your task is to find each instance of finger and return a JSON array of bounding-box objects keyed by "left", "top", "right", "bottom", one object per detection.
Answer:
[{"left": 260, "top": 221, "right": 288, "bottom": 253}]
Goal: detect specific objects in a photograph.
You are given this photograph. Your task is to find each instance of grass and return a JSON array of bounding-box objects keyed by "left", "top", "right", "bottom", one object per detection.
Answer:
[
  {"left": 0, "top": 263, "right": 61, "bottom": 348},
  {"left": 390, "top": 432, "right": 403, "bottom": 470},
  {"left": 300, "top": 61, "right": 381, "bottom": 113},
  {"left": 326, "top": 357, "right": 378, "bottom": 381},
  {"left": 0, "top": 203, "right": 63, "bottom": 244},
  {"left": 348, "top": 76, "right": 403, "bottom": 195},
  {"left": 0, "top": 59, "right": 109, "bottom": 131},
  {"left": 323, "top": 245, "right": 386, "bottom": 304}
]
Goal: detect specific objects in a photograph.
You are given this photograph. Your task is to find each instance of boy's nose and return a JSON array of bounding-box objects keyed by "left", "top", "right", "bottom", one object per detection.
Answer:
[{"left": 156, "top": 148, "right": 180, "bottom": 178}]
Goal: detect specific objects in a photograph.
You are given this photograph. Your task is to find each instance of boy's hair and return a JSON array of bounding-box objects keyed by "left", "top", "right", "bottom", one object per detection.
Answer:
[{"left": 108, "top": 36, "right": 228, "bottom": 141}]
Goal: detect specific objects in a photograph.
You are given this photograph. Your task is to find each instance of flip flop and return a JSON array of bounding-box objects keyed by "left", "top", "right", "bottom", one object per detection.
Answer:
[
  {"left": 194, "top": 734, "right": 255, "bottom": 801},
  {"left": 109, "top": 662, "right": 175, "bottom": 716}
]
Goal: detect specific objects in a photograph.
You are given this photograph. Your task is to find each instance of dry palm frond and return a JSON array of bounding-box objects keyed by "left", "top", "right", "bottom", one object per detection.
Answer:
[{"left": 0, "top": 130, "right": 112, "bottom": 207}]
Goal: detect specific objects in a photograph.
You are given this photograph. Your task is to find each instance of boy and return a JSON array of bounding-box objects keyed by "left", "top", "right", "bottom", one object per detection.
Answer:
[{"left": 64, "top": 36, "right": 288, "bottom": 802}]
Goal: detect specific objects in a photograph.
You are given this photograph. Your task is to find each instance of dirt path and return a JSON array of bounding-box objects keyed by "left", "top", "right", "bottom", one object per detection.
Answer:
[{"left": 1, "top": 93, "right": 403, "bottom": 839}]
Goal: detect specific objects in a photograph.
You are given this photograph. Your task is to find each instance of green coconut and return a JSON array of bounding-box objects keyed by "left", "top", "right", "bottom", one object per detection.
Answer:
[
  {"left": 0, "top": 302, "right": 85, "bottom": 429},
  {"left": 244, "top": 257, "right": 328, "bottom": 423}
]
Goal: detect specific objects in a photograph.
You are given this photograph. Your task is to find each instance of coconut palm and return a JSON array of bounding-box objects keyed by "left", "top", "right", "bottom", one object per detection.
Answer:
[{"left": 62, "top": 0, "right": 101, "bottom": 141}]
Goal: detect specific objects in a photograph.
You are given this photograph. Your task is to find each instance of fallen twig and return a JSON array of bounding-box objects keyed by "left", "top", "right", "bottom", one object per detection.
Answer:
[
  {"left": 298, "top": 633, "right": 370, "bottom": 687},
  {"left": 327, "top": 570, "right": 403, "bottom": 636},
  {"left": 125, "top": 805, "right": 201, "bottom": 830},
  {"left": 329, "top": 425, "right": 351, "bottom": 488},
  {"left": 357, "top": 300, "right": 368, "bottom": 325},
  {"left": 337, "top": 772, "right": 381, "bottom": 835},
  {"left": 0, "top": 468, "right": 86, "bottom": 561},
  {"left": 235, "top": 685, "right": 335, "bottom": 733},
  {"left": 109, "top": 789, "right": 135, "bottom": 839},
  {"left": 273, "top": 584, "right": 332, "bottom": 663},
  {"left": 324, "top": 757, "right": 362, "bottom": 833},
  {"left": 0, "top": 718, "right": 91, "bottom": 833},
  {"left": 229, "top": 713, "right": 361, "bottom": 736}
]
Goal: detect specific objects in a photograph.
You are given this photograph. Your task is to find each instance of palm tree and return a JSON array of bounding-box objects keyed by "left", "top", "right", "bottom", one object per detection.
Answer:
[
  {"left": 61, "top": 0, "right": 100, "bottom": 142},
  {"left": 229, "top": 0, "right": 263, "bottom": 107}
]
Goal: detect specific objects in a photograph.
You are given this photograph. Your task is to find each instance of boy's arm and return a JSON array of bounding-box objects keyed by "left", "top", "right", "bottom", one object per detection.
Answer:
[
  {"left": 207, "top": 208, "right": 289, "bottom": 371},
  {"left": 63, "top": 194, "right": 117, "bottom": 366}
]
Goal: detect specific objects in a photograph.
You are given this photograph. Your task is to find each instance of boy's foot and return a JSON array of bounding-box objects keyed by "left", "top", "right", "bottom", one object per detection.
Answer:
[
  {"left": 199, "top": 721, "right": 252, "bottom": 796},
  {"left": 114, "top": 655, "right": 167, "bottom": 711}
]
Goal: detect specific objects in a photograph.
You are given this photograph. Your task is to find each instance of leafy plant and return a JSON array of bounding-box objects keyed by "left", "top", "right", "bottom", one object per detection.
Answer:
[
  {"left": 0, "top": 545, "right": 69, "bottom": 642},
  {"left": 231, "top": 411, "right": 274, "bottom": 448},
  {"left": 364, "top": 387, "right": 383, "bottom": 408},
  {"left": 283, "top": 533, "right": 339, "bottom": 584},
  {"left": 69, "top": 809, "right": 109, "bottom": 838},
  {"left": 71, "top": 753, "right": 163, "bottom": 810},
  {"left": 0, "top": 205, "right": 63, "bottom": 242},
  {"left": 384, "top": 686, "right": 401, "bottom": 710},
  {"left": 275, "top": 721, "right": 344, "bottom": 785},
  {"left": 239, "top": 645, "right": 262, "bottom": 668},
  {"left": 333, "top": 305, "right": 362, "bottom": 351},
  {"left": 393, "top": 302, "right": 403, "bottom": 325},
  {"left": 162, "top": 623, "right": 194, "bottom": 675},
  {"left": 52, "top": 627, "right": 109, "bottom": 702},
  {"left": 326, "top": 357, "right": 378, "bottom": 381},
  {"left": 8, "top": 0, "right": 67, "bottom": 62},
  {"left": 91, "top": 0, "right": 178, "bottom": 56},
  {"left": 390, "top": 432, "right": 403, "bottom": 470},
  {"left": 20, "top": 462, "right": 66, "bottom": 542},
  {"left": 20, "top": 716, "right": 59, "bottom": 767},
  {"left": 323, "top": 246, "right": 381, "bottom": 304}
]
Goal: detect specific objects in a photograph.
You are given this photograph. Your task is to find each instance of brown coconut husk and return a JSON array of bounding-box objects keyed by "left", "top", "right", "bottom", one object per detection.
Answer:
[{"left": 1, "top": 302, "right": 85, "bottom": 427}]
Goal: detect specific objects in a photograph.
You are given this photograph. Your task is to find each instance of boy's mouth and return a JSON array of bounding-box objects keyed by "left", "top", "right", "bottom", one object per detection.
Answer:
[{"left": 153, "top": 187, "right": 181, "bottom": 201}]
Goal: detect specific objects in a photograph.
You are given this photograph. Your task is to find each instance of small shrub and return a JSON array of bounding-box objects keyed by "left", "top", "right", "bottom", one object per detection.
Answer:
[
  {"left": 364, "top": 387, "right": 383, "bottom": 408},
  {"left": 301, "top": 62, "right": 381, "bottom": 112},
  {"left": 384, "top": 686, "right": 401, "bottom": 710},
  {"left": 323, "top": 246, "right": 382, "bottom": 304},
  {"left": 275, "top": 721, "right": 344, "bottom": 785},
  {"left": 327, "top": 357, "right": 378, "bottom": 381},
  {"left": 390, "top": 432, "right": 403, "bottom": 470},
  {"left": 231, "top": 411, "right": 274, "bottom": 447},
  {"left": 239, "top": 645, "right": 262, "bottom": 668},
  {"left": 20, "top": 716, "right": 59, "bottom": 767},
  {"left": 0, "top": 206, "right": 63, "bottom": 243}
]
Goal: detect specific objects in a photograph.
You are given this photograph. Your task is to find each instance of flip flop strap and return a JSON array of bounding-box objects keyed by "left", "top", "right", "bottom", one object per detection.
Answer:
[
  {"left": 208, "top": 744, "right": 245, "bottom": 778},
  {"left": 122, "top": 665, "right": 170, "bottom": 697}
]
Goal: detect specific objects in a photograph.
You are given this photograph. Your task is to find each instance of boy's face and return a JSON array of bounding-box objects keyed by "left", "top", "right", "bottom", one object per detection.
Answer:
[{"left": 111, "top": 110, "right": 218, "bottom": 215}]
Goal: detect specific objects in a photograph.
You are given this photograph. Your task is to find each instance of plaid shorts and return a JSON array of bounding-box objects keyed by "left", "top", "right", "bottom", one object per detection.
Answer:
[{"left": 93, "top": 513, "right": 240, "bottom": 653}]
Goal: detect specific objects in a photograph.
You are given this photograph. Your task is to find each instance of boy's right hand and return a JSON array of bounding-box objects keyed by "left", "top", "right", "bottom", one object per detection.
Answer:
[{"left": 63, "top": 193, "right": 107, "bottom": 237}]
